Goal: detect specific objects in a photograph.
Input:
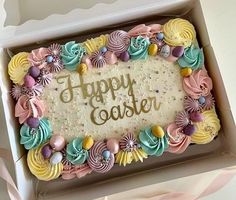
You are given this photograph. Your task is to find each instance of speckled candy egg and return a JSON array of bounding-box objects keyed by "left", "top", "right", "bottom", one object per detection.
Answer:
[
  {"left": 27, "top": 117, "right": 40, "bottom": 128},
  {"left": 190, "top": 112, "right": 204, "bottom": 122},
  {"left": 28, "top": 66, "right": 40, "bottom": 78},
  {"left": 24, "top": 75, "right": 35, "bottom": 88},
  {"left": 183, "top": 124, "right": 196, "bottom": 136},
  {"left": 172, "top": 46, "right": 184, "bottom": 57},
  {"left": 50, "top": 152, "right": 63, "bottom": 165},
  {"left": 106, "top": 138, "right": 119, "bottom": 154},
  {"left": 49, "top": 134, "right": 66, "bottom": 151},
  {"left": 160, "top": 45, "right": 171, "bottom": 58},
  {"left": 119, "top": 51, "right": 130, "bottom": 62}
]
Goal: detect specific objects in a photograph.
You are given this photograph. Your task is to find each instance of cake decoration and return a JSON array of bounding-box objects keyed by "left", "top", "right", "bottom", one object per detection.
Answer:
[{"left": 8, "top": 18, "right": 221, "bottom": 181}]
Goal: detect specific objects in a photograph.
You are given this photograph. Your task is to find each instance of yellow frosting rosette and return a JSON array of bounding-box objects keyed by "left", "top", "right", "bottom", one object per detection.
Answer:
[
  {"left": 8, "top": 52, "right": 30, "bottom": 85},
  {"left": 82, "top": 34, "right": 108, "bottom": 55},
  {"left": 163, "top": 18, "right": 196, "bottom": 48},
  {"left": 27, "top": 145, "right": 63, "bottom": 181},
  {"left": 191, "top": 109, "right": 221, "bottom": 144}
]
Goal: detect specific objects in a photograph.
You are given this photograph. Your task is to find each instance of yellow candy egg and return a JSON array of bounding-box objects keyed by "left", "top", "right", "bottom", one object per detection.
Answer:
[
  {"left": 181, "top": 67, "right": 192, "bottom": 77},
  {"left": 77, "top": 63, "right": 88, "bottom": 75},
  {"left": 82, "top": 136, "right": 94, "bottom": 150},
  {"left": 151, "top": 125, "right": 165, "bottom": 138},
  {"left": 148, "top": 44, "right": 158, "bottom": 56}
]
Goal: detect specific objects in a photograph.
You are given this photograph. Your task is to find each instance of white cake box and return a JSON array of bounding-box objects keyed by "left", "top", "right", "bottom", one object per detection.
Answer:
[{"left": 0, "top": 0, "right": 235, "bottom": 200}]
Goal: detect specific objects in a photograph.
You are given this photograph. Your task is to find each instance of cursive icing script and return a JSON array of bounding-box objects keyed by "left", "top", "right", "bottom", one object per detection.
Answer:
[{"left": 56, "top": 73, "right": 161, "bottom": 125}]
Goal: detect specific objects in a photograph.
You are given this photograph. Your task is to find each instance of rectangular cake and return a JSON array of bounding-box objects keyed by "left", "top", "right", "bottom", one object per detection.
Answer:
[{"left": 8, "top": 18, "right": 221, "bottom": 181}]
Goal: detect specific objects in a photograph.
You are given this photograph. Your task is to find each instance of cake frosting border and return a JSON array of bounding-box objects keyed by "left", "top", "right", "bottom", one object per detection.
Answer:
[{"left": 8, "top": 18, "right": 221, "bottom": 181}]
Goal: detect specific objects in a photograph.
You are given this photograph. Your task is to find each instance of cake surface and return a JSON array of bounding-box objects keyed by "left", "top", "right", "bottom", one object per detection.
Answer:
[{"left": 8, "top": 18, "right": 221, "bottom": 181}]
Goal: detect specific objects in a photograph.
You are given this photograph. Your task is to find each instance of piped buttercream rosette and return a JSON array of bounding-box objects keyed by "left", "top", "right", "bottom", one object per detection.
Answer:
[
  {"left": 27, "top": 144, "right": 63, "bottom": 181},
  {"left": 87, "top": 141, "right": 115, "bottom": 173}
]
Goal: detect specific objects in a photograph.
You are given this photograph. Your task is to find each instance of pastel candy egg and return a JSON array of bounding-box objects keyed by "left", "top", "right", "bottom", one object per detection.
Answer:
[
  {"left": 28, "top": 66, "right": 40, "bottom": 78},
  {"left": 183, "top": 124, "right": 196, "bottom": 136},
  {"left": 119, "top": 51, "right": 130, "bottom": 62},
  {"left": 82, "top": 136, "right": 94, "bottom": 150},
  {"left": 24, "top": 75, "right": 35, "bottom": 88},
  {"left": 181, "top": 67, "right": 192, "bottom": 77},
  {"left": 151, "top": 125, "right": 165, "bottom": 138},
  {"left": 46, "top": 55, "right": 54, "bottom": 63},
  {"left": 190, "top": 112, "right": 204, "bottom": 122},
  {"left": 106, "top": 138, "right": 119, "bottom": 154},
  {"left": 100, "top": 47, "right": 108, "bottom": 53},
  {"left": 102, "top": 150, "right": 111, "bottom": 160},
  {"left": 41, "top": 144, "right": 52, "bottom": 159},
  {"left": 77, "top": 63, "right": 88, "bottom": 75},
  {"left": 81, "top": 56, "right": 93, "bottom": 69},
  {"left": 157, "top": 32, "right": 164, "bottom": 40},
  {"left": 148, "top": 44, "right": 158, "bottom": 56},
  {"left": 198, "top": 96, "right": 206, "bottom": 104},
  {"left": 172, "top": 46, "right": 184, "bottom": 57},
  {"left": 160, "top": 45, "right": 170, "bottom": 58},
  {"left": 105, "top": 51, "right": 118, "bottom": 65},
  {"left": 50, "top": 152, "right": 63, "bottom": 165},
  {"left": 49, "top": 134, "right": 66, "bottom": 151},
  {"left": 27, "top": 117, "right": 40, "bottom": 128}
]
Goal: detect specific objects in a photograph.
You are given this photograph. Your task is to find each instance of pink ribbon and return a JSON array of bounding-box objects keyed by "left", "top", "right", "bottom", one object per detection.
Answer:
[{"left": 0, "top": 148, "right": 22, "bottom": 200}]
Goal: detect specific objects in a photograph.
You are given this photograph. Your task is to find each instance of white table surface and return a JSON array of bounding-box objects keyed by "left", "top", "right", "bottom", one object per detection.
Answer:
[{"left": 0, "top": 0, "right": 236, "bottom": 199}]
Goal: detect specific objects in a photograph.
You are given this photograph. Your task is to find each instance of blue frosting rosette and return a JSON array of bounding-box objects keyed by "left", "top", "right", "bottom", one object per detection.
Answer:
[
  {"left": 128, "top": 36, "right": 150, "bottom": 60},
  {"left": 139, "top": 127, "right": 168, "bottom": 156},
  {"left": 61, "top": 41, "right": 85, "bottom": 71},
  {"left": 20, "top": 118, "right": 52, "bottom": 150},
  {"left": 66, "top": 138, "right": 88, "bottom": 165},
  {"left": 178, "top": 44, "right": 204, "bottom": 70}
]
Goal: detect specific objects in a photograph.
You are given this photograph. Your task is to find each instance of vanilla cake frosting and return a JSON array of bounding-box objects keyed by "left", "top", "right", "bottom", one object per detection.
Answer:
[{"left": 8, "top": 18, "right": 221, "bottom": 181}]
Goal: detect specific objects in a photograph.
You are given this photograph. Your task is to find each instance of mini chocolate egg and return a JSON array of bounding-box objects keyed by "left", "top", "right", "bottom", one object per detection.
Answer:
[
  {"left": 100, "top": 46, "right": 108, "bottom": 53},
  {"left": 27, "top": 117, "right": 40, "bottom": 128},
  {"left": 106, "top": 138, "right": 119, "bottom": 154},
  {"left": 190, "top": 112, "right": 204, "bottom": 122},
  {"left": 49, "top": 134, "right": 66, "bottom": 151},
  {"left": 160, "top": 45, "right": 170, "bottom": 58},
  {"left": 157, "top": 32, "right": 164, "bottom": 40},
  {"left": 102, "top": 150, "right": 111, "bottom": 160},
  {"left": 183, "top": 124, "right": 196, "bottom": 136},
  {"left": 198, "top": 96, "right": 206, "bottom": 104},
  {"left": 172, "top": 46, "right": 184, "bottom": 57},
  {"left": 24, "top": 75, "right": 35, "bottom": 88},
  {"left": 77, "top": 63, "right": 88, "bottom": 75},
  {"left": 50, "top": 152, "right": 63, "bottom": 165},
  {"left": 29, "top": 66, "right": 40, "bottom": 78},
  {"left": 151, "top": 125, "right": 165, "bottom": 138},
  {"left": 181, "top": 67, "right": 192, "bottom": 77},
  {"left": 105, "top": 51, "right": 118, "bottom": 65},
  {"left": 148, "top": 44, "right": 158, "bottom": 56},
  {"left": 46, "top": 55, "right": 54, "bottom": 63},
  {"left": 41, "top": 144, "right": 52, "bottom": 159},
  {"left": 119, "top": 51, "right": 130, "bottom": 62},
  {"left": 82, "top": 136, "right": 94, "bottom": 150}
]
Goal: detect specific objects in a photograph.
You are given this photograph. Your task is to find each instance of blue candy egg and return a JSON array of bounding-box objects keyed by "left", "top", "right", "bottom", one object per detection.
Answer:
[
  {"left": 102, "top": 150, "right": 111, "bottom": 160},
  {"left": 198, "top": 96, "right": 206, "bottom": 104},
  {"left": 47, "top": 55, "right": 54, "bottom": 63},
  {"left": 100, "top": 47, "right": 108, "bottom": 53},
  {"left": 157, "top": 32, "right": 164, "bottom": 40}
]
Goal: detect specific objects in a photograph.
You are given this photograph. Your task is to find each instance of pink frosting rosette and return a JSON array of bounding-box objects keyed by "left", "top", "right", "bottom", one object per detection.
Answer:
[
  {"left": 128, "top": 24, "right": 162, "bottom": 37},
  {"left": 15, "top": 95, "right": 45, "bottom": 124},
  {"left": 62, "top": 163, "right": 93, "bottom": 180},
  {"left": 166, "top": 123, "right": 191, "bottom": 154},
  {"left": 28, "top": 48, "right": 50, "bottom": 68},
  {"left": 183, "top": 69, "right": 213, "bottom": 99}
]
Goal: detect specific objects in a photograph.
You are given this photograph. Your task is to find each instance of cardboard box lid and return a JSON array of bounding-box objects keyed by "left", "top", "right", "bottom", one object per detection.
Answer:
[
  {"left": 0, "top": 0, "right": 187, "bottom": 48},
  {"left": 200, "top": 0, "right": 236, "bottom": 121}
]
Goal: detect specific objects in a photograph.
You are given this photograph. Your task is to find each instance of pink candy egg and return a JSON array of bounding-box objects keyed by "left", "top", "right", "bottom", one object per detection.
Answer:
[
  {"left": 106, "top": 138, "right": 119, "bottom": 154},
  {"left": 49, "top": 134, "right": 66, "bottom": 151},
  {"left": 104, "top": 51, "right": 118, "bottom": 65}
]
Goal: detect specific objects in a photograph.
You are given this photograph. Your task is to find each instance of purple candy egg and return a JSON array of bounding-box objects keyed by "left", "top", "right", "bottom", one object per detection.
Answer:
[
  {"left": 42, "top": 144, "right": 52, "bottom": 159},
  {"left": 172, "top": 46, "right": 184, "bottom": 57},
  {"left": 190, "top": 112, "right": 204, "bottom": 122},
  {"left": 183, "top": 124, "right": 196, "bottom": 136},
  {"left": 27, "top": 117, "right": 40, "bottom": 128},
  {"left": 29, "top": 66, "right": 40, "bottom": 78},
  {"left": 119, "top": 51, "right": 130, "bottom": 62},
  {"left": 24, "top": 75, "right": 35, "bottom": 88}
]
